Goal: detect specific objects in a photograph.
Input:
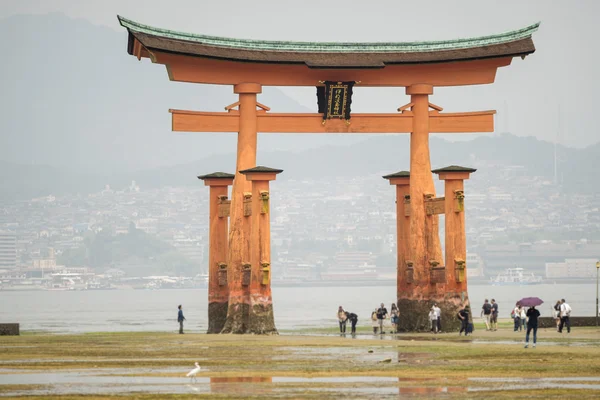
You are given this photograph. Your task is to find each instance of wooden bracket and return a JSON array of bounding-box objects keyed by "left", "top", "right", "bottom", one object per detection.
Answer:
[
  {"left": 226, "top": 101, "right": 271, "bottom": 113},
  {"left": 261, "top": 262, "right": 270, "bottom": 285},
  {"left": 406, "top": 260, "right": 414, "bottom": 284},
  {"left": 224, "top": 101, "right": 240, "bottom": 112},
  {"left": 430, "top": 265, "right": 447, "bottom": 284},
  {"left": 397, "top": 102, "right": 415, "bottom": 114},
  {"left": 404, "top": 194, "right": 411, "bottom": 217},
  {"left": 260, "top": 191, "right": 269, "bottom": 214},
  {"left": 243, "top": 193, "right": 252, "bottom": 217},
  {"left": 218, "top": 197, "right": 231, "bottom": 218},
  {"left": 425, "top": 196, "right": 445, "bottom": 215},
  {"left": 256, "top": 102, "right": 271, "bottom": 112},
  {"left": 217, "top": 263, "right": 228, "bottom": 286},
  {"left": 428, "top": 102, "right": 444, "bottom": 114},
  {"left": 242, "top": 263, "right": 251, "bottom": 286},
  {"left": 455, "top": 258, "right": 466, "bottom": 283},
  {"left": 453, "top": 190, "right": 465, "bottom": 213}
]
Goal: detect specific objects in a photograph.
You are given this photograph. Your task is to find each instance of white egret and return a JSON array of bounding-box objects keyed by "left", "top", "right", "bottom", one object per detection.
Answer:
[{"left": 186, "top": 362, "right": 201, "bottom": 382}]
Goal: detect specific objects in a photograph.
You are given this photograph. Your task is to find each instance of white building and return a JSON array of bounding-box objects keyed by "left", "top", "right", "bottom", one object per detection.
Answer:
[{"left": 545, "top": 258, "right": 598, "bottom": 278}]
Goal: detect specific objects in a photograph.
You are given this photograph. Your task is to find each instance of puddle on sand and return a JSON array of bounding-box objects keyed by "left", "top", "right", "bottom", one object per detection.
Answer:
[
  {"left": 292, "top": 332, "right": 598, "bottom": 347},
  {"left": 1, "top": 372, "right": 600, "bottom": 397},
  {"left": 275, "top": 346, "right": 402, "bottom": 364}
]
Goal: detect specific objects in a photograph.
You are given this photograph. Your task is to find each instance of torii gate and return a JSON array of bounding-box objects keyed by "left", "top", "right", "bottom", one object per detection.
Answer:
[{"left": 119, "top": 16, "right": 539, "bottom": 333}]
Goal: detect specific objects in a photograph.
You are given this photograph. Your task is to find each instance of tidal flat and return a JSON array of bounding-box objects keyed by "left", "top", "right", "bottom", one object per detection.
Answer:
[{"left": 1, "top": 327, "right": 599, "bottom": 399}]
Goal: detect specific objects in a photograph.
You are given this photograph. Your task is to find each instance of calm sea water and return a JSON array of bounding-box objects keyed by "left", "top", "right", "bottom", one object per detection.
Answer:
[{"left": 0, "top": 284, "right": 597, "bottom": 333}]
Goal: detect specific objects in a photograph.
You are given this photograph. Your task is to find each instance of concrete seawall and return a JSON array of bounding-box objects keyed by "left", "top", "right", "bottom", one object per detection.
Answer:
[{"left": 538, "top": 317, "right": 598, "bottom": 328}]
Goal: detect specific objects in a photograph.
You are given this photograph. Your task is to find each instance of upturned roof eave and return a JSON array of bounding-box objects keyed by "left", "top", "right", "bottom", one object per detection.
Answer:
[{"left": 118, "top": 15, "right": 539, "bottom": 55}]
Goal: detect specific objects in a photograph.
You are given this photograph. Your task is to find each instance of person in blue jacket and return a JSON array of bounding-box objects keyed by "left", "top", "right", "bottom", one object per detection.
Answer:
[{"left": 177, "top": 305, "right": 186, "bottom": 334}]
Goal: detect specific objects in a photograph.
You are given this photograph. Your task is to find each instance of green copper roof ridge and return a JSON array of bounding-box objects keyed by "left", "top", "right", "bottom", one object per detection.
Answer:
[{"left": 118, "top": 16, "right": 539, "bottom": 54}]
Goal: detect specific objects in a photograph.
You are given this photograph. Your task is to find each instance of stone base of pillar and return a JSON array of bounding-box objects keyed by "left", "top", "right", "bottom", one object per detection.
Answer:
[
  {"left": 247, "top": 296, "right": 278, "bottom": 335},
  {"left": 221, "top": 302, "right": 250, "bottom": 334},
  {"left": 207, "top": 302, "right": 228, "bottom": 334},
  {"left": 396, "top": 294, "right": 470, "bottom": 332}
]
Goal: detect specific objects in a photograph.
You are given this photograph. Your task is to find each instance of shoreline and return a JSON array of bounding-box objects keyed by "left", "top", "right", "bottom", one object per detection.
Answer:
[{"left": 0, "top": 279, "right": 594, "bottom": 292}]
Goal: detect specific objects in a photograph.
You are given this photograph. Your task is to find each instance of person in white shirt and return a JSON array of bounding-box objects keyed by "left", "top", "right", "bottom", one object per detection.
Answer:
[
  {"left": 558, "top": 299, "right": 571, "bottom": 333},
  {"left": 513, "top": 303, "right": 521, "bottom": 332},
  {"left": 520, "top": 306, "right": 527, "bottom": 331},
  {"left": 433, "top": 304, "right": 442, "bottom": 333},
  {"left": 428, "top": 307, "right": 438, "bottom": 333}
]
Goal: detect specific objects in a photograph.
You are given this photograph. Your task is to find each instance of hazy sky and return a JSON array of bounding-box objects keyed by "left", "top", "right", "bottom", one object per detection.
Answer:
[{"left": 1, "top": 0, "right": 599, "bottom": 148}]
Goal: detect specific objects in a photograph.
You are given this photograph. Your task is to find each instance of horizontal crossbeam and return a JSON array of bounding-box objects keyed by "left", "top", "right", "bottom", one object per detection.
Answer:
[{"left": 169, "top": 110, "right": 495, "bottom": 134}]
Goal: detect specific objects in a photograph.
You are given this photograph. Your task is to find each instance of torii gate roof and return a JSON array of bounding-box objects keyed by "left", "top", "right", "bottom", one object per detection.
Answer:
[{"left": 119, "top": 16, "right": 538, "bottom": 68}]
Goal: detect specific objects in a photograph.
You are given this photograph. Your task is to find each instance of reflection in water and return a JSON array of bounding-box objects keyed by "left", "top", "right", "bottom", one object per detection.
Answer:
[
  {"left": 397, "top": 377, "right": 468, "bottom": 395},
  {"left": 210, "top": 377, "right": 272, "bottom": 395}
]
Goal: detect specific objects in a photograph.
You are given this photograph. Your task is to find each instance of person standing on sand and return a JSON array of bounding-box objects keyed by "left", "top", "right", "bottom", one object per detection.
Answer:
[
  {"left": 553, "top": 300, "right": 561, "bottom": 332},
  {"left": 177, "top": 305, "right": 186, "bottom": 334},
  {"left": 524, "top": 306, "right": 540, "bottom": 348},
  {"left": 520, "top": 306, "right": 527, "bottom": 331},
  {"left": 559, "top": 299, "right": 571, "bottom": 334},
  {"left": 481, "top": 299, "right": 492, "bottom": 331},
  {"left": 337, "top": 306, "right": 347, "bottom": 333},
  {"left": 512, "top": 303, "right": 521, "bottom": 332},
  {"left": 433, "top": 303, "right": 442, "bottom": 333},
  {"left": 390, "top": 303, "right": 399, "bottom": 334},
  {"left": 490, "top": 299, "right": 499, "bottom": 331},
  {"left": 429, "top": 306, "right": 438, "bottom": 333},
  {"left": 376, "top": 303, "right": 388, "bottom": 334},
  {"left": 345, "top": 311, "right": 358, "bottom": 334},
  {"left": 458, "top": 306, "right": 469, "bottom": 336},
  {"left": 371, "top": 309, "right": 379, "bottom": 334}
]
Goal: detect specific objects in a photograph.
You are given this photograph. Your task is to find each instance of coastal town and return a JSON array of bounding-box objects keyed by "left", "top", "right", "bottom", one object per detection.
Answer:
[{"left": 1, "top": 161, "right": 599, "bottom": 291}]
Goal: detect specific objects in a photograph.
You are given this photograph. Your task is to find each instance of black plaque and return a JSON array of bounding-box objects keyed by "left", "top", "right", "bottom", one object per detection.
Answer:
[{"left": 316, "top": 81, "right": 355, "bottom": 121}]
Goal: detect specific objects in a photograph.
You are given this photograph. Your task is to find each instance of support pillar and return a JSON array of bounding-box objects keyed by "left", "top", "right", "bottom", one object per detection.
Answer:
[
  {"left": 382, "top": 171, "right": 411, "bottom": 305},
  {"left": 398, "top": 84, "right": 443, "bottom": 331},
  {"left": 240, "top": 166, "right": 282, "bottom": 334},
  {"left": 433, "top": 165, "right": 476, "bottom": 330},
  {"left": 222, "top": 83, "right": 262, "bottom": 334},
  {"left": 198, "top": 172, "right": 234, "bottom": 334}
]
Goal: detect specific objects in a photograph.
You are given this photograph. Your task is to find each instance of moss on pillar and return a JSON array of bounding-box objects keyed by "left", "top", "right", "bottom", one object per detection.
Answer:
[
  {"left": 220, "top": 303, "right": 250, "bottom": 334},
  {"left": 396, "top": 294, "right": 470, "bottom": 332},
  {"left": 207, "top": 302, "right": 228, "bottom": 334},
  {"left": 247, "top": 302, "right": 278, "bottom": 335}
]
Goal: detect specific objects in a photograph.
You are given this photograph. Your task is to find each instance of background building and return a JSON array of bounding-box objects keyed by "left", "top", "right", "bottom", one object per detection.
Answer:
[{"left": 0, "top": 230, "right": 17, "bottom": 270}]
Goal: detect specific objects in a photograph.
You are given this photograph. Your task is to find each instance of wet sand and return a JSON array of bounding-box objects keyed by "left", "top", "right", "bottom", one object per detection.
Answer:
[{"left": 1, "top": 327, "right": 599, "bottom": 399}]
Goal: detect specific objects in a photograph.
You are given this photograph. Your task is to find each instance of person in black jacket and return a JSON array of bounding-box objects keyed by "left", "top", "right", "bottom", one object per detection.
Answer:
[
  {"left": 376, "top": 303, "right": 388, "bottom": 334},
  {"left": 458, "top": 306, "right": 469, "bottom": 336},
  {"left": 345, "top": 311, "right": 358, "bottom": 334},
  {"left": 553, "top": 300, "right": 561, "bottom": 332},
  {"left": 524, "top": 306, "right": 541, "bottom": 348}
]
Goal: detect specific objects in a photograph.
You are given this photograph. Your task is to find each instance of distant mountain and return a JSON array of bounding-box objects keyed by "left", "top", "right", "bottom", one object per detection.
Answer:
[
  {"left": 2, "top": 133, "right": 598, "bottom": 200},
  {"left": 0, "top": 13, "right": 365, "bottom": 172}
]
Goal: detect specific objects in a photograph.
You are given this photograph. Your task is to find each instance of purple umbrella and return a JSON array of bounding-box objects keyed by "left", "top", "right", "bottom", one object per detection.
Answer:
[{"left": 518, "top": 297, "right": 544, "bottom": 307}]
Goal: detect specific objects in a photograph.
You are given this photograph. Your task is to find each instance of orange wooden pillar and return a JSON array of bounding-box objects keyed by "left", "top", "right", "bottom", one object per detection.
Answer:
[
  {"left": 198, "top": 172, "right": 234, "bottom": 333},
  {"left": 399, "top": 84, "right": 443, "bottom": 331},
  {"left": 434, "top": 166, "right": 476, "bottom": 299},
  {"left": 382, "top": 171, "right": 411, "bottom": 306},
  {"left": 406, "top": 84, "right": 443, "bottom": 289},
  {"left": 240, "top": 166, "right": 282, "bottom": 334},
  {"left": 221, "top": 83, "right": 261, "bottom": 334}
]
